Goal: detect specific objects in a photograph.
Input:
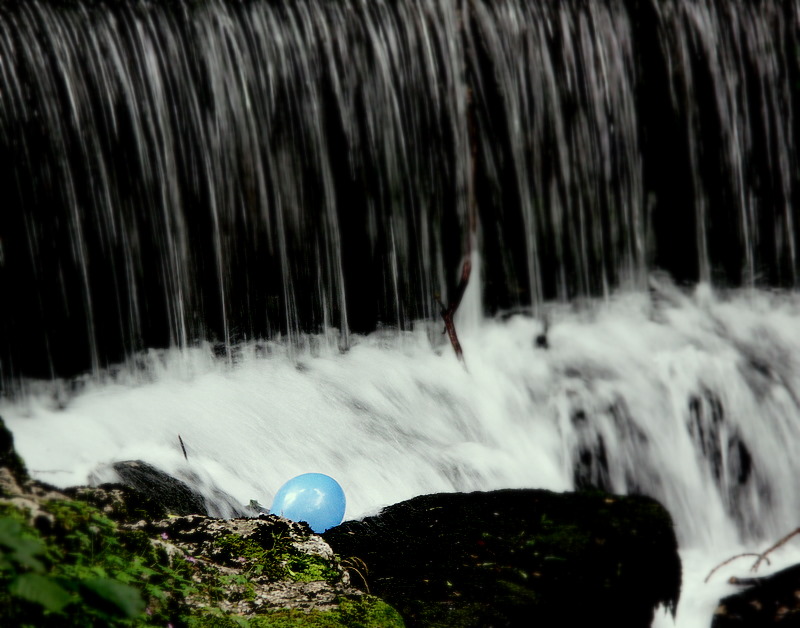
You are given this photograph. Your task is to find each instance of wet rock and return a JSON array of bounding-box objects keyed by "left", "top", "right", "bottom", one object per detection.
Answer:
[
  {"left": 712, "top": 563, "right": 800, "bottom": 626},
  {"left": 325, "top": 488, "right": 681, "bottom": 628},
  {"left": 686, "top": 389, "right": 763, "bottom": 536},
  {"left": 63, "top": 483, "right": 169, "bottom": 523},
  {"left": 84, "top": 460, "right": 248, "bottom": 519},
  {"left": 0, "top": 415, "right": 28, "bottom": 487},
  {"left": 109, "top": 460, "right": 208, "bottom": 516}
]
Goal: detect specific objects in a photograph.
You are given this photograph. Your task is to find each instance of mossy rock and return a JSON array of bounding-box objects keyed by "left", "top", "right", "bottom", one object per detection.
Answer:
[
  {"left": 63, "top": 484, "right": 170, "bottom": 523},
  {"left": 187, "top": 596, "right": 405, "bottom": 627},
  {"left": 324, "top": 488, "right": 680, "bottom": 627},
  {"left": 0, "top": 497, "right": 404, "bottom": 627}
]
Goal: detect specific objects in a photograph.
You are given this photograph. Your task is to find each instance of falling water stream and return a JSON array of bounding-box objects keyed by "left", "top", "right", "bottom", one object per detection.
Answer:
[{"left": 2, "top": 1, "right": 800, "bottom": 626}]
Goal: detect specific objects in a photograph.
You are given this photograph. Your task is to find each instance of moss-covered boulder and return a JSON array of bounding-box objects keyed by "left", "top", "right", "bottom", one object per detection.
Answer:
[
  {"left": 324, "top": 489, "right": 681, "bottom": 627},
  {"left": 0, "top": 494, "right": 404, "bottom": 627}
]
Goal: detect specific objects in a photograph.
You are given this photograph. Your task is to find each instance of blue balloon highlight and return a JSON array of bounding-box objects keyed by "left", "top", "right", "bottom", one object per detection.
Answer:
[{"left": 270, "top": 473, "right": 346, "bottom": 533}]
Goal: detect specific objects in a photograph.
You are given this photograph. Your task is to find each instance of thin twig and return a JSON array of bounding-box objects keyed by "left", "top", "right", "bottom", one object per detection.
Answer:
[
  {"left": 750, "top": 527, "right": 800, "bottom": 573},
  {"left": 178, "top": 434, "right": 188, "bottom": 462},
  {"left": 436, "top": 258, "right": 472, "bottom": 364},
  {"left": 703, "top": 527, "right": 800, "bottom": 583},
  {"left": 342, "top": 556, "right": 370, "bottom": 594},
  {"left": 704, "top": 553, "right": 766, "bottom": 583}
]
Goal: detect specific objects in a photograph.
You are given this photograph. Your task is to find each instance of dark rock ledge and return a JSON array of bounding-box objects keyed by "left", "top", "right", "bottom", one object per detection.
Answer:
[
  {"left": 325, "top": 489, "right": 682, "bottom": 627},
  {"left": 0, "top": 415, "right": 682, "bottom": 627},
  {"left": 712, "top": 563, "right": 800, "bottom": 626}
]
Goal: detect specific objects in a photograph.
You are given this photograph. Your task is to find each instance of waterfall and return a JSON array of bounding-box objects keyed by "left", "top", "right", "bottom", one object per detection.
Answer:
[
  {"left": 0, "top": 0, "right": 470, "bottom": 381},
  {"left": 2, "top": 0, "right": 798, "bottom": 383},
  {"left": 2, "top": 1, "right": 800, "bottom": 625}
]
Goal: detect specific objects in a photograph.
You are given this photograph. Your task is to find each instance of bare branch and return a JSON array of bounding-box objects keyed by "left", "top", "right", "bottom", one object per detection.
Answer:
[
  {"left": 728, "top": 575, "right": 768, "bottom": 587},
  {"left": 704, "top": 527, "right": 800, "bottom": 583},
  {"left": 437, "top": 258, "right": 472, "bottom": 364},
  {"left": 750, "top": 527, "right": 800, "bottom": 573},
  {"left": 705, "top": 553, "right": 767, "bottom": 583}
]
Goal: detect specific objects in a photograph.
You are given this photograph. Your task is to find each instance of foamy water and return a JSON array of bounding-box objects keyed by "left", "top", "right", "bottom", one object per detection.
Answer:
[{"left": 4, "top": 282, "right": 800, "bottom": 626}]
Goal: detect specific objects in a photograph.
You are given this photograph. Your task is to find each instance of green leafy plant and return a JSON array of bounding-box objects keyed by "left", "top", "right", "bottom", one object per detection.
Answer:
[
  {"left": 0, "top": 499, "right": 200, "bottom": 626},
  {"left": 0, "top": 516, "right": 73, "bottom": 614}
]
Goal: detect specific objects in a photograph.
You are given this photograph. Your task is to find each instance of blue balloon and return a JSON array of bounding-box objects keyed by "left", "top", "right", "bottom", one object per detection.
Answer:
[{"left": 270, "top": 473, "right": 346, "bottom": 533}]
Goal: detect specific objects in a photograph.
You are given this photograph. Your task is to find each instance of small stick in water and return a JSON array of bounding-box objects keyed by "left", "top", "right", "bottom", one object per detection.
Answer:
[{"left": 178, "top": 434, "right": 188, "bottom": 462}]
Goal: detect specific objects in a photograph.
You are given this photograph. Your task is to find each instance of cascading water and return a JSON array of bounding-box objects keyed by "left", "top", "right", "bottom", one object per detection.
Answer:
[
  {"left": 469, "top": 0, "right": 647, "bottom": 304},
  {"left": 0, "top": 0, "right": 470, "bottom": 380},
  {"left": 2, "top": 1, "right": 800, "bottom": 626}
]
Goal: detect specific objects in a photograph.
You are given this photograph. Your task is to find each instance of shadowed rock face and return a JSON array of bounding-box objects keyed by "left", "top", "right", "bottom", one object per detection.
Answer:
[
  {"left": 325, "top": 489, "right": 681, "bottom": 628},
  {"left": 0, "top": 416, "right": 28, "bottom": 486},
  {"left": 712, "top": 563, "right": 800, "bottom": 627}
]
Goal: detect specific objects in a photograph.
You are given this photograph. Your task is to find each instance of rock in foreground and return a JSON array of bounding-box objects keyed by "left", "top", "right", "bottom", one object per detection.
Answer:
[
  {"left": 0, "top": 416, "right": 402, "bottom": 627},
  {"left": 712, "top": 563, "right": 800, "bottom": 626},
  {"left": 324, "top": 489, "right": 681, "bottom": 627}
]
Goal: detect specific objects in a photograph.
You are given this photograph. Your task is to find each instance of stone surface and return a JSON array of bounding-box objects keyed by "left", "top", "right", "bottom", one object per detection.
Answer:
[
  {"left": 63, "top": 483, "right": 169, "bottom": 523},
  {"left": 0, "top": 415, "right": 28, "bottom": 486},
  {"left": 712, "top": 563, "right": 800, "bottom": 626},
  {"left": 139, "top": 513, "right": 360, "bottom": 615},
  {"left": 110, "top": 460, "right": 210, "bottom": 516},
  {"left": 325, "top": 488, "right": 681, "bottom": 628}
]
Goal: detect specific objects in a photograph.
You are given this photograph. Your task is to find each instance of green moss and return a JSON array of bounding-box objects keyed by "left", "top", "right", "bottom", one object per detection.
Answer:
[
  {"left": 0, "top": 498, "right": 402, "bottom": 627},
  {"left": 285, "top": 554, "right": 340, "bottom": 584},
  {"left": 187, "top": 595, "right": 404, "bottom": 627},
  {"left": 213, "top": 533, "right": 340, "bottom": 584},
  {"left": 335, "top": 596, "right": 405, "bottom": 627},
  {"left": 0, "top": 501, "right": 30, "bottom": 522}
]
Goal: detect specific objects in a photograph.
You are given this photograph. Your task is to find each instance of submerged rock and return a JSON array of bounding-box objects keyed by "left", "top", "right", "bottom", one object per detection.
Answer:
[{"left": 324, "top": 488, "right": 681, "bottom": 627}]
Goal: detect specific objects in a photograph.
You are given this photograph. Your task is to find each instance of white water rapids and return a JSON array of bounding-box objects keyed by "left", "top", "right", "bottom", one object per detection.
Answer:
[{"left": 3, "top": 281, "right": 800, "bottom": 627}]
